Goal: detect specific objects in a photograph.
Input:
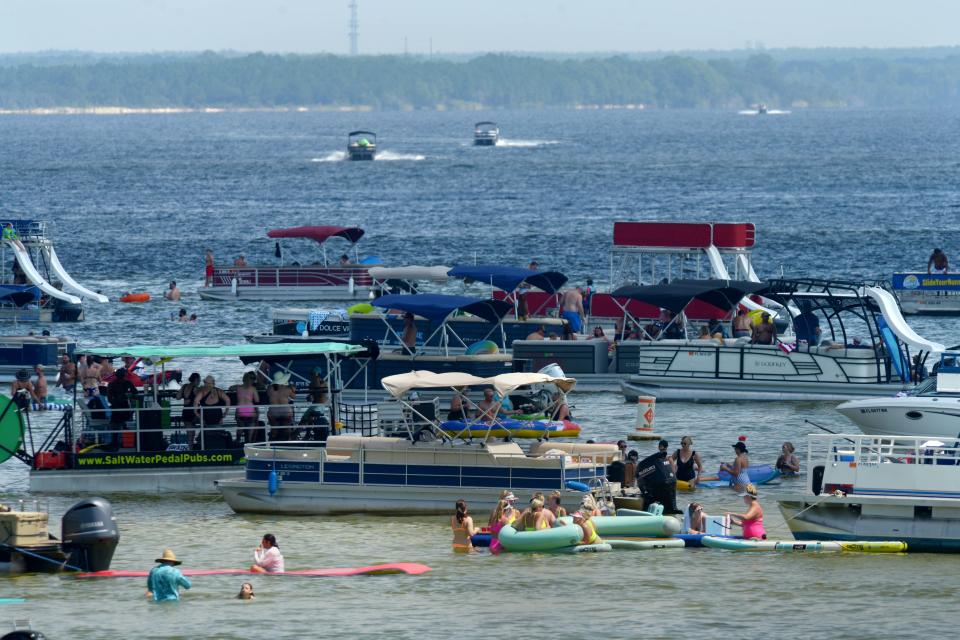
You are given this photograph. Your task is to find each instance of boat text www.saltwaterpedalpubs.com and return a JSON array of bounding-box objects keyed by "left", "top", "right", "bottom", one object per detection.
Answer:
[{"left": 14, "top": 342, "right": 363, "bottom": 494}]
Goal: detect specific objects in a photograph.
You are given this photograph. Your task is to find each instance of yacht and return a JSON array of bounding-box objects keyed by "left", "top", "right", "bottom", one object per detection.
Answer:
[{"left": 779, "top": 433, "right": 960, "bottom": 552}]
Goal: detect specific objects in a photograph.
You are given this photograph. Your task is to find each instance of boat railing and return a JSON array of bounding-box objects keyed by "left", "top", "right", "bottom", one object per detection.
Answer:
[
  {"left": 74, "top": 401, "right": 333, "bottom": 454},
  {"left": 806, "top": 433, "right": 960, "bottom": 496},
  {"left": 211, "top": 266, "right": 374, "bottom": 289},
  {"left": 242, "top": 439, "right": 607, "bottom": 489}
]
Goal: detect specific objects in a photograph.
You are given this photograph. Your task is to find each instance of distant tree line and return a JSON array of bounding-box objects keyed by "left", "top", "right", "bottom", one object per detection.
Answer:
[{"left": 2, "top": 52, "right": 960, "bottom": 109}]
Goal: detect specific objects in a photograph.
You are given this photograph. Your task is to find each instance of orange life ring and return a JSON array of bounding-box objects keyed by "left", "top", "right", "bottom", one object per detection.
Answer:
[{"left": 119, "top": 293, "right": 150, "bottom": 303}]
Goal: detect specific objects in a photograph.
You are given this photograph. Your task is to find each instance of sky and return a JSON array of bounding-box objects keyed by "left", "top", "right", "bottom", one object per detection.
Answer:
[{"left": 0, "top": 0, "right": 958, "bottom": 55}]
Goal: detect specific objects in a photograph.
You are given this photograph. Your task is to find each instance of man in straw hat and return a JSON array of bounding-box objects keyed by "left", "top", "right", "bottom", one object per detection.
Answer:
[{"left": 146, "top": 549, "right": 191, "bottom": 602}]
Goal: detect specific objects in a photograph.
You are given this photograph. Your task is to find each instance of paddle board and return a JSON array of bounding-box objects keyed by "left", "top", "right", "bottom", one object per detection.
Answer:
[{"left": 75, "top": 562, "right": 432, "bottom": 578}]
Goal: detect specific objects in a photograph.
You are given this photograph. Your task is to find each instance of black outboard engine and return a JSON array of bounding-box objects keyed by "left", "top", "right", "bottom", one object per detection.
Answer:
[
  {"left": 636, "top": 451, "right": 679, "bottom": 514},
  {"left": 60, "top": 497, "right": 119, "bottom": 572}
]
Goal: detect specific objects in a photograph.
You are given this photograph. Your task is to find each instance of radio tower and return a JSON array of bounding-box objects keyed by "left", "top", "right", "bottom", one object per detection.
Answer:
[{"left": 348, "top": 0, "right": 359, "bottom": 56}]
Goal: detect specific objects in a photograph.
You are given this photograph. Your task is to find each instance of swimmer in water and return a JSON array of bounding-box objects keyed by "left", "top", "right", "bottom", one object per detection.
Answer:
[{"left": 236, "top": 582, "right": 255, "bottom": 600}]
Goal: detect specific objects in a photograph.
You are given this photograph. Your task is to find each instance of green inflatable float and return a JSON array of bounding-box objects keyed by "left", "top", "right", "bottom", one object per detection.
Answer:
[{"left": 0, "top": 394, "right": 25, "bottom": 465}]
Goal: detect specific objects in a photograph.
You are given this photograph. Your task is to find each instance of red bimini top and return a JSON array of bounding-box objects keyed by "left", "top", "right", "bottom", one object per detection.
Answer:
[{"left": 266, "top": 226, "right": 365, "bottom": 245}]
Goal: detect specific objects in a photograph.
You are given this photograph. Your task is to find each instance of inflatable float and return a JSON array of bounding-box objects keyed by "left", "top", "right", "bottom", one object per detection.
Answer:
[
  {"left": 497, "top": 523, "right": 582, "bottom": 552},
  {"left": 701, "top": 537, "right": 907, "bottom": 553},
  {"left": 75, "top": 562, "right": 432, "bottom": 578},
  {"left": 440, "top": 418, "right": 581, "bottom": 439},
  {"left": 607, "top": 538, "right": 685, "bottom": 550},
  {"left": 699, "top": 464, "right": 780, "bottom": 488},
  {"left": 119, "top": 292, "right": 150, "bottom": 303},
  {"left": 674, "top": 534, "right": 739, "bottom": 548},
  {"left": 591, "top": 514, "right": 681, "bottom": 539},
  {"left": 464, "top": 340, "right": 498, "bottom": 355}
]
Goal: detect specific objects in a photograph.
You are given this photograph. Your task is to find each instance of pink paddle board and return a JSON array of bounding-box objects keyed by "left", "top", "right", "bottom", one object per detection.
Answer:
[{"left": 74, "top": 562, "right": 431, "bottom": 579}]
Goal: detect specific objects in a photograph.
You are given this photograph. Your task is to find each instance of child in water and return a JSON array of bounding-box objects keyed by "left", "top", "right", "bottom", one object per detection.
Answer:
[{"left": 237, "top": 582, "right": 255, "bottom": 600}]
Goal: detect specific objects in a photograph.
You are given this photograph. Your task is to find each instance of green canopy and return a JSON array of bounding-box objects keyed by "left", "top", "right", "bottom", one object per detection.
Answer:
[
  {"left": 0, "top": 395, "right": 24, "bottom": 465},
  {"left": 76, "top": 343, "right": 364, "bottom": 360}
]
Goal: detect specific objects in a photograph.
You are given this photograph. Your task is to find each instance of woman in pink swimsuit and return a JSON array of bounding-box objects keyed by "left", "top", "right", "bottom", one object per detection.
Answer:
[
  {"left": 488, "top": 500, "right": 517, "bottom": 555},
  {"left": 728, "top": 483, "right": 766, "bottom": 540},
  {"left": 235, "top": 372, "right": 260, "bottom": 444}
]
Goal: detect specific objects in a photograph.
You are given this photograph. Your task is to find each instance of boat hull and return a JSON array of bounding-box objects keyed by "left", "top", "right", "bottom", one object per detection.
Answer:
[
  {"left": 621, "top": 377, "right": 908, "bottom": 402},
  {"left": 217, "top": 479, "right": 568, "bottom": 515},
  {"left": 779, "top": 495, "right": 960, "bottom": 553},
  {"left": 30, "top": 465, "right": 240, "bottom": 494},
  {"left": 836, "top": 397, "right": 960, "bottom": 437},
  {"left": 199, "top": 285, "right": 374, "bottom": 302}
]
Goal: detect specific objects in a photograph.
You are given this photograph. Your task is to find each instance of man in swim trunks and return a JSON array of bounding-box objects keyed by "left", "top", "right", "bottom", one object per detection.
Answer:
[
  {"left": 928, "top": 248, "right": 949, "bottom": 274},
  {"left": 204, "top": 249, "right": 214, "bottom": 287},
  {"left": 732, "top": 309, "right": 752, "bottom": 338},
  {"left": 751, "top": 312, "right": 777, "bottom": 345},
  {"left": 163, "top": 281, "right": 181, "bottom": 301},
  {"left": 560, "top": 287, "right": 585, "bottom": 334},
  {"left": 57, "top": 354, "right": 76, "bottom": 390}
]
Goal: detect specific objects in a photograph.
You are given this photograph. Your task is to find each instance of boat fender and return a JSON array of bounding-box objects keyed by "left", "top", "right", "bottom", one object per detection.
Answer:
[
  {"left": 565, "top": 480, "right": 590, "bottom": 492},
  {"left": 268, "top": 470, "right": 280, "bottom": 496},
  {"left": 231, "top": 278, "right": 238, "bottom": 296}
]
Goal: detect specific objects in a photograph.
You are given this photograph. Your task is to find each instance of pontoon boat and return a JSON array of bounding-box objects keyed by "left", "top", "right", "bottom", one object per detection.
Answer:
[
  {"left": 473, "top": 122, "right": 499, "bottom": 146},
  {"left": 347, "top": 131, "right": 377, "bottom": 160}
]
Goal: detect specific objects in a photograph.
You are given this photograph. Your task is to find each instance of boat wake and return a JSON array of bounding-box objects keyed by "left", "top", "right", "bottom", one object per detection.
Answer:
[
  {"left": 311, "top": 151, "right": 347, "bottom": 162},
  {"left": 375, "top": 151, "right": 426, "bottom": 161},
  {"left": 496, "top": 138, "right": 559, "bottom": 147},
  {"left": 738, "top": 110, "right": 791, "bottom": 116}
]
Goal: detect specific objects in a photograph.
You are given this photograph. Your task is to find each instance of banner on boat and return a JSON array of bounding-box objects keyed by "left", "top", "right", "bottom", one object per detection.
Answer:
[
  {"left": 75, "top": 451, "right": 242, "bottom": 469},
  {"left": 892, "top": 273, "right": 960, "bottom": 291}
]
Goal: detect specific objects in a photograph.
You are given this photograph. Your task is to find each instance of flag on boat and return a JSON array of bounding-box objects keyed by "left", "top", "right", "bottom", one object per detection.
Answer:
[{"left": 777, "top": 340, "right": 796, "bottom": 353}]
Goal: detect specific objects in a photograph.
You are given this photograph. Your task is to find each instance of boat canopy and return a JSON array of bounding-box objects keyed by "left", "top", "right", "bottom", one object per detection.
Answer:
[
  {"left": 368, "top": 266, "right": 451, "bottom": 282},
  {"left": 371, "top": 293, "right": 512, "bottom": 325},
  {"left": 266, "top": 226, "right": 365, "bottom": 245},
  {"left": 77, "top": 343, "right": 365, "bottom": 360},
  {"left": 447, "top": 265, "right": 568, "bottom": 293},
  {"left": 475, "top": 121, "right": 498, "bottom": 129},
  {"left": 611, "top": 279, "right": 769, "bottom": 314},
  {"left": 382, "top": 370, "right": 576, "bottom": 398}
]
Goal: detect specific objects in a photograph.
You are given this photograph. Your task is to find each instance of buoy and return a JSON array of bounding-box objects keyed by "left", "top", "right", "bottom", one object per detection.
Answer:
[
  {"left": 268, "top": 470, "right": 279, "bottom": 496},
  {"left": 628, "top": 395, "right": 661, "bottom": 440}
]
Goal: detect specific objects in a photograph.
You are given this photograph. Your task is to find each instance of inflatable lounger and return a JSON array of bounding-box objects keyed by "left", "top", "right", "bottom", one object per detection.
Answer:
[
  {"left": 700, "top": 464, "right": 780, "bottom": 488},
  {"left": 497, "top": 523, "right": 582, "bottom": 552},
  {"left": 607, "top": 538, "right": 685, "bottom": 550},
  {"left": 701, "top": 537, "right": 907, "bottom": 553},
  {"left": 440, "top": 419, "right": 581, "bottom": 439}
]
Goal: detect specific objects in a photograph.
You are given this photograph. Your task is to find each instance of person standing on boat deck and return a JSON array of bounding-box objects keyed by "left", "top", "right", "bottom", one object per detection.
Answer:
[
  {"left": 266, "top": 372, "right": 296, "bottom": 441},
  {"left": 672, "top": 436, "right": 703, "bottom": 489},
  {"left": 194, "top": 375, "right": 231, "bottom": 434},
  {"left": 33, "top": 365, "right": 48, "bottom": 409},
  {"left": 750, "top": 312, "right": 777, "bottom": 345},
  {"left": 560, "top": 287, "right": 586, "bottom": 334},
  {"left": 720, "top": 441, "right": 751, "bottom": 491},
  {"left": 928, "top": 248, "right": 949, "bottom": 274},
  {"left": 107, "top": 368, "right": 138, "bottom": 430},
  {"left": 727, "top": 484, "right": 766, "bottom": 540},
  {"left": 100, "top": 357, "right": 115, "bottom": 380},
  {"left": 251, "top": 534, "right": 284, "bottom": 573},
  {"left": 776, "top": 442, "right": 801, "bottom": 475},
  {"left": 177, "top": 372, "right": 201, "bottom": 444},
  {"left": 146, "top": 549, "right": 191, "bottom": 602},
  {"left": 451, "top": 500, "right": 480, "bottom": 553},
  {"left": 233, "top": 255, "right": 247, "bottom": 267},
  {"left": 400, "top": 312, "right": 417, "bottom": 355},
  {"left": 235, "top": 372, "right": 260, "bottom": 444},
  {"left": 57, "top": 354, "right": 76, "bottom": 390},
  {"left": 525, "top": 325, "right": 546, "bottom": 340},
  {"left": 793, "top": 302, "right": 821, "bottom": 348},
  {"left": 732, "top": 309, "right": 752, "bottom": 338},
  {"left": 163, "top": 281, "right": 181, "bottom": 301},
  {"left": 204, "top": 248, "right": 214, "bottom": 287}
]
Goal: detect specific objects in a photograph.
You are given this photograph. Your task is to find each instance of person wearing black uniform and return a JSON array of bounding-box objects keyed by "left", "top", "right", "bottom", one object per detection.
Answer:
[{"left": 636, "top": 439, "right": 679, "bottom": 514}]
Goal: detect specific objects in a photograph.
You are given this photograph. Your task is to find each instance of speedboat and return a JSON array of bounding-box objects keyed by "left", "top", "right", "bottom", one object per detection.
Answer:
[
  {"left": 836, "top": 352, "right": 960, "bottom": 437},
  {"left": 892, "top": 272, "right": 960, "bottom": 315},
  {"left": 347, "top": 130, "right": 377, "bottom": 160},
  {"left": 198, "top": 225, "right": 380, "bottom": 302},
  {"left": 619, "top": 278, "right": 944, "bottom": 402},
  {"left": 216, "top": 371, "right": 615, "bottom": 515},
  {"left": 473, "top": 121, "right": 499, "bottom": 146},
  {"left": 778, "top": 433, "right": 960, "bottom": 552}
]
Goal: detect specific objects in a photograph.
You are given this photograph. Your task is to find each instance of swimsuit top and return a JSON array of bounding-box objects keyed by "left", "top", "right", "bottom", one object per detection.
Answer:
[
  {"left": 674, "top": 450, "right": 696, "bottom": 476},
  {"left": 237, "top": 386, "right": 256, "bottom": 406}
]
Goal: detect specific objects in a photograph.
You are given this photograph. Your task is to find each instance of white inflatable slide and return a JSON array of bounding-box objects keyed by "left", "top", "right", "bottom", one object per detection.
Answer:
[
  {"left": 43, "top": 245, "right": 108, "bottom": 303},
  {"left": 863, "top": 286, "right": 945, "bottom": 353},
  {"left": 4, "top": 239, "right": 81, "bottom": 305}
]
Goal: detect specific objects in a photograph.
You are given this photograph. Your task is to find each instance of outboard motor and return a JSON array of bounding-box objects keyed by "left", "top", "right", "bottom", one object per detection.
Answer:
[
  {"left": 636, "top": 451, "right": 679, "bottom": 514},
  {"left": 60, "top": 497, "right": 119, "bottom": 572}
]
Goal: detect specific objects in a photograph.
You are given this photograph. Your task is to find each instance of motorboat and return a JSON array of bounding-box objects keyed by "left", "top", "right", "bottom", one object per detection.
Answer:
[
  {"left": 0, "top": 219, "right": 107, "bottom": 321},
  {"left": 778, "top": 433, "right": 960, "bottom": 552},
  {"left": 216, "top": 371, "right": 615, "bottom": 515},
  {"left": 757, "top": 103, "right": 768, "bottom": 114},
  {"left": 0, "top": 497, "right": 118, "bottom": 573},
  {"left": 836, "top": 352, "right": 960, "bottom": 437},
  {"left": 619, "top": 278, "right": 945, "bottom": 402},
  {"left": 347, "top": 130, "right": 377, "bottom": 160},
  {"left": 473, "top": 121, "right": 500, "bottom": 146},
  {"left": 198, "top": 226, "right": 380, "bottom": 302},
  {"left": 892, "top": 272, "right": 960, "bottom": 315},
  {"left": 16, "top": 342, "right": 363, "bottom": 494}
]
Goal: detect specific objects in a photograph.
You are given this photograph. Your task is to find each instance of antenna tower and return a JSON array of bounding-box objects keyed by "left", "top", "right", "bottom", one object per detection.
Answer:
[{"left": 348, "top": 0, "right": 359, "bottom": 56}]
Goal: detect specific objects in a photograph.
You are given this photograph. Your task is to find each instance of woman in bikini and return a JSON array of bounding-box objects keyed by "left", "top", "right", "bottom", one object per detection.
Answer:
[
  {"left": 451, "top": 499, "right": 479, "bottom": 553},
  {"left": 235, "top": 372, "right": 260, "bottom": 444}
]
